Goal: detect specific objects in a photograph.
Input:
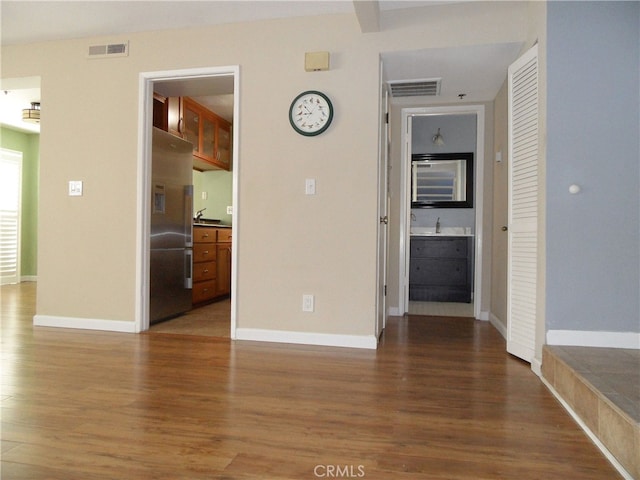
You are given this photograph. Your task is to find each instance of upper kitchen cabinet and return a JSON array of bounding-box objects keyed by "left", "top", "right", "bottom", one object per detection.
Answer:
[
  {"left": 182, "top": 97, "right": 231, "bottom": 172},
  {"left": 152, "top": 93, "right": 169, "bottom": 131},
  {"left": 152, "top": 95, "right": 232, "bottom": 172},
  {"left": 166, "top": 97, "right": 183, "bottom": 138},
  {"left": 216, "top": 121, "right": 231, "bottom": 169}
]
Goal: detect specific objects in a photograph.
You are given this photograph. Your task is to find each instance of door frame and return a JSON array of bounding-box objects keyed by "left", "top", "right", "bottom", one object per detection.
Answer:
[
  {"left": 376, "top": 65, "right": 390, "bottom": 339},
  {"left": 398, "top": 105, "right": 486, "bottom": 319},
  {"left": 135, "top": 66, "right": 240, "bottom": 335}
]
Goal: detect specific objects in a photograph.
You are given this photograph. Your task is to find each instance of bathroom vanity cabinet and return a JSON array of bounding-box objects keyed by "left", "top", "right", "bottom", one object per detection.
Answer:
[{"left": 409, "top": 236, "right": 472, "bottom": 303}]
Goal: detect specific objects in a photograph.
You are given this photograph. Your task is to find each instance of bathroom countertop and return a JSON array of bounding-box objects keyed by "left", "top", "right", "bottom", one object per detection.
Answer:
[
  {"left": 410, "top": 233, "right": 474, "bottom": 237},
  {"left": 410, "top": 227, "right": 473, "bottom": 237}
]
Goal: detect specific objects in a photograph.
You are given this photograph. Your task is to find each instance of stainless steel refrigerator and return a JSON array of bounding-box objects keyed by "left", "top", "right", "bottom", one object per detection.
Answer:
[{"left": 150, "top": 127, "right": 193, "bottom": 324}]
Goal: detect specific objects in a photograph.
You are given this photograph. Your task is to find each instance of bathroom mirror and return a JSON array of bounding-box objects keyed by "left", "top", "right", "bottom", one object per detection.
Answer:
[{"left": 411, "top": 152, "right": 473, "bottom": 208}]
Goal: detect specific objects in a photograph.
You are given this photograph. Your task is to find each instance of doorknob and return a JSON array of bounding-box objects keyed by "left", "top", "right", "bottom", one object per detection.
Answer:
[
  {"left": 380, "top": 216, "right": 388, "bottom": 225},
  {"left": 501, "top": 226, "right": 508, "bottom": 231}
]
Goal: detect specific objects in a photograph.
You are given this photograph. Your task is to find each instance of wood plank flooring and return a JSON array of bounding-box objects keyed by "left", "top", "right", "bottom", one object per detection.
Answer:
[
  {"left": 150, "top": 299, "right": 231, "bottom": 337},
  {"left": 1, "top": 282, "right": 621, "bottom": 479}
]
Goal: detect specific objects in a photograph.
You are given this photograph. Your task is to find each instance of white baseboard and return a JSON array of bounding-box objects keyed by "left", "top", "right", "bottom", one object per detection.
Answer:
[
  {"left": 235, "top": 328, "right": 378, "bottom": 350},
  {"left": 477, "top": 309, "right": 489, "bottom": 321},
  {"left": 388, "top": 306, "right": 402, "bottom": 317},
  {"left": 531, "top": 356, "right": 542, "bottom": 377},
  {"left": 21, "top": 275, "right": 37, "bottom": 282},
  {"left": 489, "top": 312, "right": 507, "bottom": 339},
  {"left": 33, "top": 315, "right": 137, "bottom": 333},
  {"left": 547, "top": 329, "right": 640, "bottom": 349}
]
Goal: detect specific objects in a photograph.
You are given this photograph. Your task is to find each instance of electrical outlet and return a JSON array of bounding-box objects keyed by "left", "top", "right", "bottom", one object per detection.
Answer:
[
  {"left": 68, "top": 180, "right": 83, "bottom": 196},
  {"left": 201, "top": 191, "right": 208, "bottom": 200},
  {"left": 302, "top": 294, "right": 314, "bottom": 312}
]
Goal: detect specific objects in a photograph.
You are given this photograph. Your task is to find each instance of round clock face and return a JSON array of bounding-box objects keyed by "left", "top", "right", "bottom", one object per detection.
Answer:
[{"left": 289, "top": 90, "right": 333, "bottom": 136}]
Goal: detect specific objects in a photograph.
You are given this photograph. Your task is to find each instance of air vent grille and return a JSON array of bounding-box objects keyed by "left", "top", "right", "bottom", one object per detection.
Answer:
[
  {"left": 388, "top": 78, "right": 441, "bottom": 97},
  {"left": 87, "top": 41, "right": 129, "bottom": 59}
]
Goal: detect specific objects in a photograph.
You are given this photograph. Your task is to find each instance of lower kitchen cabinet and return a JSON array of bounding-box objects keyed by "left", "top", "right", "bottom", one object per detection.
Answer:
[
  {"left": 192, "top": 226, "right": 232, "bottom": 304},
  {"left": 215, "top": 228, "right": 232, "bottom": 297},
  {"left": 192, "top": 227, "right": 217, "bottom": 304},
  {"left": 216, "top": 243, "right": 231, "bottom": 297},
  {"left": 409, "top": 236, "right": 472, "bottom": 303}
]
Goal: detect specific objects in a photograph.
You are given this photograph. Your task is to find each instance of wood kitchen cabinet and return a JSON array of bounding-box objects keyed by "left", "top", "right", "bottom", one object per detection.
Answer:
[
  {"left": 215, "top": 228, "right": 232, "bottom": 297},
  {"left": 166, "top": 96, "right": 183, "bottom": 138},
  {"left": 192, "top": 226, "right": 232, "bottom": 304},
  {"left": 215, "top": 121, "right": 231, "bottom": 170},
  {"left": 409, "top": 236, "right": 472, "bottom": 303},
  {"left": 182, "top": 97, "right": 231, "bottom": 172},
  {"left": 153, "top": 93, "right": 169, "bottom": 131},
  {"left": 153, "top": 95, "right": 231, "bottom": 172},
  {"left": 192, "top": 226, "right": 217, "bottom": 304}
]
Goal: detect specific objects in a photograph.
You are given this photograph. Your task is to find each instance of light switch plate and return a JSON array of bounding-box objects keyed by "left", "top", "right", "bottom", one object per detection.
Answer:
[
  {"left": 226, "top": 206, "right": 233, "bottom": 215},
  {"left": 305, "top": 178, "right": 316, "bottom": 195},
  {"left": 68, "top": 180, "right": 83, "bottom": 196}
]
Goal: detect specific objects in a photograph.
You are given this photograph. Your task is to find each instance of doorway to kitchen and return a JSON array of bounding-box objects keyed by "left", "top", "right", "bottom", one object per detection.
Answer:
[
  {"left": 136, "top": 66, "right": 239, "bottom": 338},
  {"left": 399, "top": 105, "right": 485, "bottom": 320}
]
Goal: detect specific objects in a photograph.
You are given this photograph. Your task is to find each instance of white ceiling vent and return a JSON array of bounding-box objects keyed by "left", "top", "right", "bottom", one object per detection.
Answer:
[
  {"left": 388, "top": 78, "right": 441, "bottom": 98},
  {"left": 87, "top": 41, "right": 129, "bottom": 59}
]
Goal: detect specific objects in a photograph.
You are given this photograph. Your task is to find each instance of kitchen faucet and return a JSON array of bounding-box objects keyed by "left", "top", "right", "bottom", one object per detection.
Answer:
[{"left": 195, "top": 208, "right": 206, "bottom": 222}]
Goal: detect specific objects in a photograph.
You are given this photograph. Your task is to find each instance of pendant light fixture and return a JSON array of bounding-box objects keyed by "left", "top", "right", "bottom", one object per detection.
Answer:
[{"left": 22, "top": 102, "right": 40, "bottom": 123}]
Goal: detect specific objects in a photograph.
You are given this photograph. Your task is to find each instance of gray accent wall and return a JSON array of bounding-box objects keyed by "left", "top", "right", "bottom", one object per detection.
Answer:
[{"left": 546, "top": 1, "right": 640, "bottom": 333}]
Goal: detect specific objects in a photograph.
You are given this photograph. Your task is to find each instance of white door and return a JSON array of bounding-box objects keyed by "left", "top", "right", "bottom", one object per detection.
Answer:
[
  {"left": 376, "top": 87, "right": 390, "bottom": 339},
  {"left": 506, "top": 44, "right": 539, "bottom": 362},
  {"left": 0, "top": 149, "right": 23, "bottom": 285}
]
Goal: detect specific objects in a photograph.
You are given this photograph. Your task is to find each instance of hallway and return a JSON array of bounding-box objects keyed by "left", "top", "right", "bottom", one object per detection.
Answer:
[{"left": 1, "top": 282, "right": 620, "bottom": 479}]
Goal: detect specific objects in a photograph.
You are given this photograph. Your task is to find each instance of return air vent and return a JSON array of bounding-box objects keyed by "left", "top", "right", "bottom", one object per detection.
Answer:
[
  {"left": 87, "top": 41, "right": 129, "bottom": 59},
  {"left": 388, "top": 78, "right": 441, "bottom": 98}
]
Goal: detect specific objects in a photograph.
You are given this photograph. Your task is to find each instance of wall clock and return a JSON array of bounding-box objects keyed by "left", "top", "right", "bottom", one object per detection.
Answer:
[{"left": 289, "top": 90, "right": 334, "bottom": 136}]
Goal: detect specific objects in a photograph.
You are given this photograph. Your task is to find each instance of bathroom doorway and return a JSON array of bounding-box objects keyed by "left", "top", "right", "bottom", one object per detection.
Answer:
[{"left": 399, "top": 105, "right": 486, "bottom": 319}]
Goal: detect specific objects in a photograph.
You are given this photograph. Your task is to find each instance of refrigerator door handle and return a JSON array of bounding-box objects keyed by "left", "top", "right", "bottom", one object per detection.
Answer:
[
  {"left": 184, "top": 249, "right": 193, "bottom": 289},
  {"left": 184, "top": 185, "right": 193, "bottom": 247}
]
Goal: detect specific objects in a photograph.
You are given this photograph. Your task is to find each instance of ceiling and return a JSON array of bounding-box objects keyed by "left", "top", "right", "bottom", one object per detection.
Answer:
[{"left": 0, "top": 1, "right": 522, "bottom": 134}]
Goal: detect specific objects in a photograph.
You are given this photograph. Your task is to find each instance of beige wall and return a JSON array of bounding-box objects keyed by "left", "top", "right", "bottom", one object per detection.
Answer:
[{"left": 1, "top": 2, "right": 537, "bottom": 341}]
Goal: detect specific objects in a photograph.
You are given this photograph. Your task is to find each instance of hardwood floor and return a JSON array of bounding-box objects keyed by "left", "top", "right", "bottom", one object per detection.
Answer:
[
  {"left": 150, "top": 299, "right": 231, "bottom": 337},
  {"left": 1, "top": 282, "right": 621, "bottom": 479}
]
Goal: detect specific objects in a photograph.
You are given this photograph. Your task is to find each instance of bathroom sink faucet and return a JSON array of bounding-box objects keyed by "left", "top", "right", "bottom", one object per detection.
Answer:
[{"left": 195, "top": 208, "right": 206, "bottom": 222}]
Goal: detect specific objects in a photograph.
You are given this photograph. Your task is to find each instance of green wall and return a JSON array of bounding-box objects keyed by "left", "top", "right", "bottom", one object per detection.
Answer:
[
  {"left": 192, "top": 169, "right": 233, "bottom": 226},
  {"left": 1, "top": 126, "right": 39, "bottom": 277}
]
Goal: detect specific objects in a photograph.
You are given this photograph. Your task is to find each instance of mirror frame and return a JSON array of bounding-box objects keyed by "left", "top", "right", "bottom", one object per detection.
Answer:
[{"left": 411, "top": 152, "right": 474, "bottom": 209}]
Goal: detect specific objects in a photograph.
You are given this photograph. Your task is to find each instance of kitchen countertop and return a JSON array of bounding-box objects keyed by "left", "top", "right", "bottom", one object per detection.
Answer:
[{"left": 193, "top": 223, "right": 232, "bottom": 228}]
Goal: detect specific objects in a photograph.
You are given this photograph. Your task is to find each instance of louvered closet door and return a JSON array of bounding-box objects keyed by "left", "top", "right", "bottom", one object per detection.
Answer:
[{"left": 507, "top": 45, "right": 539, "bottom": 362}]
